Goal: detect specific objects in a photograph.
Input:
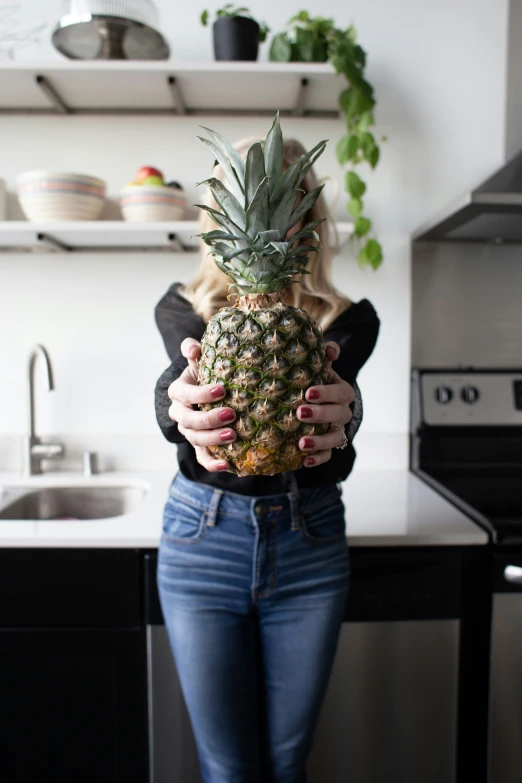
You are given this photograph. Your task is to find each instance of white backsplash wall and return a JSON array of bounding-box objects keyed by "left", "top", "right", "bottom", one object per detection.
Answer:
[{"left": 0, "top": 0, "right": 509, "bottom": 471}]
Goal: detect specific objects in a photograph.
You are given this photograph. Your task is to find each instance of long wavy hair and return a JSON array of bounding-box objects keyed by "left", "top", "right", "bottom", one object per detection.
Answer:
[{"left": 181, "top": 135, "right": 351, "bottom": 331}]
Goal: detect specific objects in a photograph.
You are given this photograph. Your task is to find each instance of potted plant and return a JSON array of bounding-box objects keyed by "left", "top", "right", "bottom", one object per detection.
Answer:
[
  {"left": 200, "top": 4, "right": 269, "bottom": 61},
  {"left": 270, "top": 12, "right": 384, "bottom": 269}
]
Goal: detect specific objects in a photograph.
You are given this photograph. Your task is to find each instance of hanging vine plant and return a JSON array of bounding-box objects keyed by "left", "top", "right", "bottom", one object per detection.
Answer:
[{"left": 270, "top": 12, "right": 384, "bottom": 269}]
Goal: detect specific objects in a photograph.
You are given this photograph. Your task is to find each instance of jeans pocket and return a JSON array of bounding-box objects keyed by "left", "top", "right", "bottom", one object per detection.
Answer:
[
  {"left": 162, "top": 495, "right": 207, "bottom": 544},
  {"left": 300, "top": 497, "right": 346, "bottom": 545}
]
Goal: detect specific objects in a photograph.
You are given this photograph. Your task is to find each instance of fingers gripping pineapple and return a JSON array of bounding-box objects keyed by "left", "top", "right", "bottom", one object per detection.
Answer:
[{"left": 196, "top": 113, "right": 331, "bottom": 477}]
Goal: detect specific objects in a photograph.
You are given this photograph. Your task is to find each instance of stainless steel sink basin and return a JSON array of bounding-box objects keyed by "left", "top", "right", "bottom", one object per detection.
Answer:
[{"left": 0, "top": 485, "right": 147, "bottom": 521}]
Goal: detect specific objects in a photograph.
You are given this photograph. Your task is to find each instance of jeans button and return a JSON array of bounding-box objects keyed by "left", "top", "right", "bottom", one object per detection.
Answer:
[{"left": 254, "top": 501, "right": 268, "bottom": 517}]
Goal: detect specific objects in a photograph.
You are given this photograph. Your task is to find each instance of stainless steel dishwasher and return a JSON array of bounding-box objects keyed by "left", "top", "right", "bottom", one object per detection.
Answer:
[
  {"left": 144, "top": 547, "right": 472, "bottom": 783},
  {"left": 489, "top": 556, "right": 522, "bottom": 783}
]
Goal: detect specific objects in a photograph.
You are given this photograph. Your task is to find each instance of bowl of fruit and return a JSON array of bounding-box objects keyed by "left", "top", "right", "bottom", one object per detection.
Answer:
[{"left": 120, "top": 167, "right": 186, "bottom": 222}]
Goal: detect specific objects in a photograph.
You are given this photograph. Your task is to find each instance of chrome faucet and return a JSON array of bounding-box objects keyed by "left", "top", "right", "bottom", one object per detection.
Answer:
[{"left": 24, "top": 344, "right": 65, "bottom": 476}]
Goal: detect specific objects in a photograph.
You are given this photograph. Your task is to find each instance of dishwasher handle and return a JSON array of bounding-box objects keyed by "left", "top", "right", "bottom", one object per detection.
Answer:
[{"left": 504, "top": 565, "right": 522, "bottom": 585}]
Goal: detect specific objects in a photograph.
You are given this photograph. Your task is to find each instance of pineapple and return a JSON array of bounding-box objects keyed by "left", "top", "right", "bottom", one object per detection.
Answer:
[{"left": 196, "top": 113, "right": 330, "bottom": 477}]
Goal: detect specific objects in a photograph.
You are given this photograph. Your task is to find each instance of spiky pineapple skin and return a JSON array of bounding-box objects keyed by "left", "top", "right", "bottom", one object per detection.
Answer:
[{"left": 198, "top": 300, "right": 329, "bottom": 477}]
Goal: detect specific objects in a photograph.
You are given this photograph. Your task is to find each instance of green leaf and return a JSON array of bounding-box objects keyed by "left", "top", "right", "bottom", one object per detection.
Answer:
[
  {"left": 336, "top": 134, "right": 358, "bottom": 164},
  {"left": 345, "top": 170, "right": 366, "bottom": 198},
  {"left": 246, "top": 177, "right": 270, "bottom": 236},
  {"left": 263, "top": 112, "right": 284, "bottom": 197},
  {"left": 357, "top": 245, "right": 368, "bottom": 267},
  {"left": 368, "top": 145, "right": 380, "bottom": 168},
  {"left": 358, "top": 111, "right": 374, "bottom": 132},
  {"left": 269, "top": 33, "right": 292, "bottom": 62},
  {"left": 270, "top": 139, "right": 327, "bottom": 207},
  {"left": 197, "top": 136, "right": 244, "bottom": 204},
  {"left": 257, "top": 229, "right": 281, "bottom": 244},
  {"left": 364, "top": 238, "right": 383, "bottom": 269},
  {"left": 289, "top": 11, "right": 310, "bottom": 23},
  {"left": 270, "top": 189, "right": 298, "bottom": 233},
  {"left": 200, "top": 10, "right": 208, "bottom": 25},
  {"left": 199, "top": 229, "right": 244, "bottom": 243},
  {"left": 360, "top": 132, "right": 376, "bottom": 156},
  {"left": 267, "top": 241, "right": 290, "bottom": 257},
  {"left": 245, "top": 142, "right": 266, "bottom": 208},
  {"left": 206, "top": 177, "right": 246, "bottom": 230},
  {"left": 295, "top": 27, "right": 315, "bottom": 61},
  {"left": 285, "top": 184, "right": 325, "bottom": 234},
  {"left": 339, "top": 88, "right": 375, "bottom": 120},
  {"left": 347, "top": 197, "right": 362, "bottom": 218},
  {"left": 195, "top": 204, "right": 250, "bottom": 243},
  {"left": 354, "top": 217, "right": 372, "bottom": 237},
  {"left": 198, "top": 124, "right": 245, "bottom": 188}
]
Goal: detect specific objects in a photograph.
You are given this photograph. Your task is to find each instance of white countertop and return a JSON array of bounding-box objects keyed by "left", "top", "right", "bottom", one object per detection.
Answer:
[{"left": 0, "top": 469, "right": 488, "bottom": 548}]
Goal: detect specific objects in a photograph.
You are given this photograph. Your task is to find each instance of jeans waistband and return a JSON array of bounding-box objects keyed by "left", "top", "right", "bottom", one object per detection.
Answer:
[
  {"left": 169, "top": 472, "right": 307, "bottom": 530},
  {"left": 169, "top": 472, "right": 342, "bottom": 531}
]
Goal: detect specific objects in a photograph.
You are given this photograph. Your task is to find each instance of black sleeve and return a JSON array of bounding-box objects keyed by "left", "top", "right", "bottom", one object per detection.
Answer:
[
  {"left": 327, "top": 300, "right": 380, "bottom": 388},
  {"left": 324, "top": 299, "right": 380, "bottom": 442},
  {"left": 154, "top": 283, "right": 207, "bottom": 444},
  {"left": 154, "top": 282, "right": 207, "bottom": 362}
]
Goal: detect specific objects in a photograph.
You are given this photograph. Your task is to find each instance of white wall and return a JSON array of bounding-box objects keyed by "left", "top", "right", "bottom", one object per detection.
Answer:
[{"left": 0, "top": 0, "right": 509, "bottom": 470}]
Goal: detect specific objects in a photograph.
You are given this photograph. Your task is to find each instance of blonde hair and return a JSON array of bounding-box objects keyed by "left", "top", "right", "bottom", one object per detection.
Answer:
[{"left": 181, "top": 135, "right": 351, "bottom": 331}]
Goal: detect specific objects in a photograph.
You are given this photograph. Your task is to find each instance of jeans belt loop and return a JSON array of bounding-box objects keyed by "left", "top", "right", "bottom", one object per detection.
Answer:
[
  {"left": 286, "top": 472, "right": 302, "bottom": 531},
  {"left": 206, "top": 488, "right": 223, "bottom": 527}
]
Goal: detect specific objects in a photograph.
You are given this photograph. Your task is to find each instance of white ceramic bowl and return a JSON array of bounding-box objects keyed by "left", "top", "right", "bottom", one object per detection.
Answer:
[
  {"left": 120, "top": 184, "right": 186, "bottom": 222},
  {"left": 17, "top": 171, "right": 107, "bottom": 222}
]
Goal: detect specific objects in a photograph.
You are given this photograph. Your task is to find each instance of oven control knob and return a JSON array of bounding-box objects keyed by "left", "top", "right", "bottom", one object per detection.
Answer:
[
  {"left": 461, "top": 385, "right": 480, "bottom": 404},
  {"left": 435, "top": 385, "right": 453, "bottom": 404}
]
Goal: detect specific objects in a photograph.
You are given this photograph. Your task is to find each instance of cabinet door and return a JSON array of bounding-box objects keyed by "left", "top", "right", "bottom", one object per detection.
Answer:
[{"left": 0, "top": 629, "right": 148, "bottom": 783}]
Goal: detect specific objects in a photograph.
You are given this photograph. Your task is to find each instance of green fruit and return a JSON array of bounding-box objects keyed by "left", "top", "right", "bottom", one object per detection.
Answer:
[{"left": 142, "top": 175, "right": 165, "bottom": 186}]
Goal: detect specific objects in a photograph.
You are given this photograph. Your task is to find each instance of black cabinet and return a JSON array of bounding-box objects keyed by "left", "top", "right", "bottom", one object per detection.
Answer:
[{"left": 0, "top": 550, "right": 148, "bottom": 783}]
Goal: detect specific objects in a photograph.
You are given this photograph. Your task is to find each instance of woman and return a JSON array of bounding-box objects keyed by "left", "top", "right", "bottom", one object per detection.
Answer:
[{"left": 154, "top": 135, "right": 380, "bottom": 783}]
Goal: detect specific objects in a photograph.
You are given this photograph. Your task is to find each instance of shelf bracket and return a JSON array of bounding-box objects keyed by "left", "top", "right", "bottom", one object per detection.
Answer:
[
  {"left": 167, "top": 76, "right": 187, "bottom": 115},
  {"left": 293, "top": 77, "right": 309, "bottom": 117},
  {"left": 37, "top": 233, "right": 72, "bottom": 253},
  {"left": 35, "top": 75, "right": 71, "bottom": 115},
  {"left": 168, "top": 232, "right": 191, "bottom": 252}
]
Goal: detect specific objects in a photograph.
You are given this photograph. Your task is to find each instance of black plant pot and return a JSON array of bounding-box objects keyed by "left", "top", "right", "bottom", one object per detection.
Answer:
[{"left": 213, "top": 16, "right": 259, "bottom": 61}]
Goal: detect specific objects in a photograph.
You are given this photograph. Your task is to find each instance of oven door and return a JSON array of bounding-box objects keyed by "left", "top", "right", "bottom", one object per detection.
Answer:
[{"left": 489, "top": 553, "right": 522, "bottom": 783}]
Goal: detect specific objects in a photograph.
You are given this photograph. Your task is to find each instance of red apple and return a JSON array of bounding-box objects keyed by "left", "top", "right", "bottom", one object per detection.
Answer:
[{"left": 135, "top": 166, "right": 164, "bottom": 184}]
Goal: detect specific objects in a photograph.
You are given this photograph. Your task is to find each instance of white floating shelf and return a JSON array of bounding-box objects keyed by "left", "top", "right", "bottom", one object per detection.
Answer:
[
  {"left": 0, "top": 221, "right": 201, "bottom": 252},
  {"left": 0, "top": 220, "right": 353, "bottom": 253},
  {"left": 0, "top": 61, "right": 343, "bottom": 117}
]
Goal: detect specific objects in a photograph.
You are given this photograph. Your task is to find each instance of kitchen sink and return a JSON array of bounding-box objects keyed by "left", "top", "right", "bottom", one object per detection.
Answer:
[{"left": 0, "top": 485, "right": 148, "bottom": 521}]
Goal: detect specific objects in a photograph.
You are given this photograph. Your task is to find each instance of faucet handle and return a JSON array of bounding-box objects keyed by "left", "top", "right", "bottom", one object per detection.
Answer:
[
  {"left": 31, "top": 442, "right": 65, "bottom": 459},
  {"left": 83, "top": 451, "right": 98, "bottom": 476}
]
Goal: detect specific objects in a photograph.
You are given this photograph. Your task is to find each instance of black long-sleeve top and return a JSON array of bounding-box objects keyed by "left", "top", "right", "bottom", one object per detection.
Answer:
[{"left": 154, "top": 283, "right": 380, "bottom": 496}]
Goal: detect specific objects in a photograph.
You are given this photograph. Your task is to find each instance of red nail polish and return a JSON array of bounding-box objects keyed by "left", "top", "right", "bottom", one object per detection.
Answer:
[
  {"left": 217, "top": 462, "right": 228, "bottom": 471},
  {"left": 218, "top": 409, "right": 235, "bottom": 423},
  {"left": 220, "top": 429, "right": 234, "bottom": 442},
  {"left": 307, "top": 389, "right": 320, "bottom": 400},
  {"left": 211, "top": 385, "right": 225, "bottom": 399},
  {"left": 302, "top": 438, "right": 315, "bottom": 449},
  {"left": 305, "top": 457, "right": 315, "bottom": 466},
  {"left": 299, "top": 407, "right": 313, "bottom": 419}
]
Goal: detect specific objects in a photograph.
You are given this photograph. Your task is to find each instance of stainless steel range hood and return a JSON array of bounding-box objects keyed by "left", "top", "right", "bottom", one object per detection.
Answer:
[{"left": 413, "top": 149, "right": 522, "bottom": 243}]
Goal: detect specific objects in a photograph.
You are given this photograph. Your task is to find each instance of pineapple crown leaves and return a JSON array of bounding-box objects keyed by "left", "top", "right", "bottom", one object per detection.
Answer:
[{"left": 193, "top": 112, "right": 329, "bottom": 294}]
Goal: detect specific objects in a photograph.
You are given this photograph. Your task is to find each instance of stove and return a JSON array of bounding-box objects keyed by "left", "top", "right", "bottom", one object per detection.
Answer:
[
  {"left": 412, "top": 370, "right": 522, "bottom": 546},
  {"left": 412, "top": 370, "right": 522, "bottom": 783}
]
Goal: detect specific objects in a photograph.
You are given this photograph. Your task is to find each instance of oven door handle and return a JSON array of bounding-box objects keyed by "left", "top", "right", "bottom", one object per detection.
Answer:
[{"left": 504, "top": 565, "right": 522, "bottom": 585}]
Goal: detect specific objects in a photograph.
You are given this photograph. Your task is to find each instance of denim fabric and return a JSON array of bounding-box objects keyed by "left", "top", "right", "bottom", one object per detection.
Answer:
[{"left": 157, "top": 472, "right": 350, "bottom": 783}]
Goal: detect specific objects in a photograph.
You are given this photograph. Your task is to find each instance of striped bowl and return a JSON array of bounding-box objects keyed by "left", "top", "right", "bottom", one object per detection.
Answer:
[
  {"left": 17, "top": 171, "right": 107, "bottom": 222},
  {"left": 120, "top": 184, "right": 186, "bottom": 222}
]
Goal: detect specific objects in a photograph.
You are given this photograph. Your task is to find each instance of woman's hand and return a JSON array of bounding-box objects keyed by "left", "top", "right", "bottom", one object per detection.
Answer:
[
  {"left": 297, "top": 342, "right": 355, "bottom": 468},
  {"left": 167, "top": 338, "right": 235, "bottom": 473}
]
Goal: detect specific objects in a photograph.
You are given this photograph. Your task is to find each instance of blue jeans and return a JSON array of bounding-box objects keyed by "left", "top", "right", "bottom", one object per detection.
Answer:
[{"left": 157, "top": 472, "right": 350, "bottom": 783}]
